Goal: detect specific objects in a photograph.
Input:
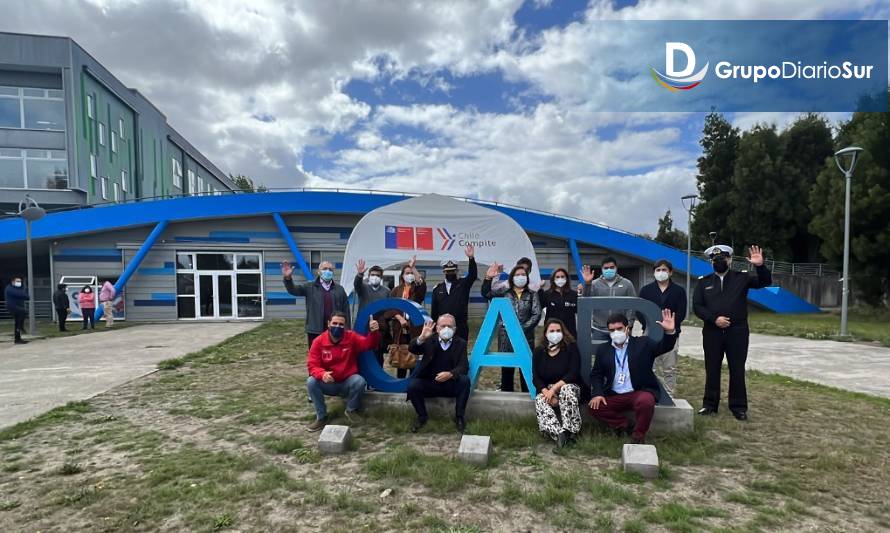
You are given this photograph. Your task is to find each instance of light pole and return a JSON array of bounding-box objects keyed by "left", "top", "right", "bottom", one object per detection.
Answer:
[
  {"left": 681, "top": 194, "right": 699, "bottom": 314},
  {"left": 17, "top": 196, "right": 46, "bottom": 337},
  {"left": 834, "top": 146, "right": 863, "bottom": 337}
]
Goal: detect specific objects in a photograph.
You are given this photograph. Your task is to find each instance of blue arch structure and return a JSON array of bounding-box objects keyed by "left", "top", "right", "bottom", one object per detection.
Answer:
[{"left": 0, "top": 191, "right": 818, "bottom": 313}]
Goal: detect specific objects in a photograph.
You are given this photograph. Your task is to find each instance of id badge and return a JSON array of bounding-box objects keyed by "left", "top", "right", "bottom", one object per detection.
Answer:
[{"left": 617, "top": 373, "right": 625, "bottom": 385}]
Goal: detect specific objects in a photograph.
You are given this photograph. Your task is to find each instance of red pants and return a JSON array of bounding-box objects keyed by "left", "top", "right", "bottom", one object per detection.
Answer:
[{"left": 590, "top": 390, "right": 656, "bottom": 440}]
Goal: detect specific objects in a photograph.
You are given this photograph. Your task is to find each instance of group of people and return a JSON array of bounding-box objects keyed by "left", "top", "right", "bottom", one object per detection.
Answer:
[
  {"left": 281, "top": 242, "right": 771, "bottom": 447},
  {"left": 4, "top": 279, "right": 118, "bottom": 343}
]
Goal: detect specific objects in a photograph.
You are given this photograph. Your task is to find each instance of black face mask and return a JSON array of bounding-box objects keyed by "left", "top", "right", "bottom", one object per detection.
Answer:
[
  {"left": 712, "top": 257, "right": 729, "bottom": 274},
  {"left": 445, "top": 273, "right": 457, "bottom": 282}
]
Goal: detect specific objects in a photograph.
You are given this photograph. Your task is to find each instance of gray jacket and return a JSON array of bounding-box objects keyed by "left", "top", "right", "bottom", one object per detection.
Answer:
[
  {"left": 284, "top": 277, "right": 351, "bottom": 334},
  {"left": 354, "top": 274, "right": 390, "bottom": 318},
  {"left": 582, "top": 275, "right": 637, "bottom": 330}
]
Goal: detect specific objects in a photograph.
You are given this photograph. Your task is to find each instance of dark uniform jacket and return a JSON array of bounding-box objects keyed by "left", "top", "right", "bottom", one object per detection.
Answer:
[
  {"left": 430, "top": 258, "right": 478, "bottom": 331},
  {"left": 409, "top": 335, "right": 469, "bottom": 380},
  {"left": 693, "top": 265, "right": 772, "bottom": 329}
]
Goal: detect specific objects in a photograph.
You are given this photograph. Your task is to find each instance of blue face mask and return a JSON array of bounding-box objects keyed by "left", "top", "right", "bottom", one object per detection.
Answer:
[
  {"left": 602, "top": 268, "right": 617, "bottom": 280},
  {"left": 329, "top": 325, "right": 345, "bottom": 339},
  {"left": 320, "top": 269, "right": 334, "bottom": 281}
]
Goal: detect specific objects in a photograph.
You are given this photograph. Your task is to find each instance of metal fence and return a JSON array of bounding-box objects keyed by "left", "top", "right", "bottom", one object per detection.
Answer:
[{"left": 690, "top": 252, "right": 838, "bottom": 277}]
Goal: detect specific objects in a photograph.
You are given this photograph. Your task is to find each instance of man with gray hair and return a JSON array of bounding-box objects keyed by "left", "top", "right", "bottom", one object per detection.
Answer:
[
  {"left": 282, "top": 259, "right": 350, "bottom": 346},
  {"left": 407, "top": 313, "right": 471, "bottom": 433}
]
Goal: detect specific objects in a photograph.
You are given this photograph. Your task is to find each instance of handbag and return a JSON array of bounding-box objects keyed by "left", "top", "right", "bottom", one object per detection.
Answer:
[{"left": 387, "top": 343, "right": 416, "bottom": 369}]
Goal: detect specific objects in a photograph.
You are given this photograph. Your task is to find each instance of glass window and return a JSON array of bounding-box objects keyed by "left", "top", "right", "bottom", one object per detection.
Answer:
[
  {"left": 23, "top": 99, "right": 64, "bottom": 130},
  {"left": 197, "top": 177, "right": 204, "bottom": 194},
  {"left": 98, "top": 122, "right": 106, "bottom": 145},
  {"left": 47, "top": 89, "right": 63, "bottom": 99},
  {"left": 0, "top": 98, "right": 20, "bottom": 128},
  {"left": 0, "top": 148, "right": 21, "bottom": 157},
  {"left": 118, "top": 117, "right": 125, "bottom": 139},
  {"left": 188, "top": 169, "right": 196, "bottom": 194},
  {"left": 111, "top": 132, "right": 117, "bottom": 153},
  {"left": 113, "top": 182, "right": 120, "bottom": 202},
  {"left": 236, "top": 254, "right": 260, "bottom": 270},
  {"left": 90, "top": 154, "right": 97, "bottom": 177},
  {"left": 196, "top": 253, "right": 233, "bottom": 270},
  {"left": 121, "top": 170, "right": 128, "bottom": 192},
  {"left": 236, "top": 273, "right": 261, "bottom": 295},
  {"left": 177, "top": 296, "right": 195, "bottom": 319},
  {"left": 176, "top": 253, "right": 194, "bottom": 270},
  {"left": 0, "top": 87, "right": 18, "bottom": 96},
  {"left": 237, "top": 296, "right": 262, "bottom": 318},
  {"left": 101, "top": 176, "right": 107, "bottom": 199},
  {"left": 26, "top": 159, "right": 68, "bottom": 189},
  {"left": 22, "top": 88, "right": 44, "bottom": 97},
  {"left": 0, "top": 157, "right": 25, "bottom": 188},
  {"left": 87, "top": 94, "right": 95, "bottom": 118},
  {"left": 176, "top": 273, "right": 195, "bottom": 295},
  {"left": 172, "top": 158, "right": 182, "bottom": 188}
]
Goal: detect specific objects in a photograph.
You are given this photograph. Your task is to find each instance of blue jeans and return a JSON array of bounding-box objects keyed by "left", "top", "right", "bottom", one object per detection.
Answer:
[{"left": 306, "top": 374, "right": 367, "bottom": 420}]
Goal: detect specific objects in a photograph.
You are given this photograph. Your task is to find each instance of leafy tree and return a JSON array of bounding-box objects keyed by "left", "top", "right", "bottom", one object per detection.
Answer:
[
  {"left": 230, "top": 174, "right": 268, "bottom": 192},
  {"left": 810, "top": 92, "right": 890, "bottom": 307},
  {"left": 655, "top": 209, "right": 688, "bottom": 249},
  {"left": 691, "top": 112, "right": 740, "bottom": 249}
]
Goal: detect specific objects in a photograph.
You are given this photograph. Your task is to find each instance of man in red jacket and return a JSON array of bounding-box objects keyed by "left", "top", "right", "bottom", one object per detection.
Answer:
[{"left": 306, "top": 311, "right": 380, "bottom": 431}]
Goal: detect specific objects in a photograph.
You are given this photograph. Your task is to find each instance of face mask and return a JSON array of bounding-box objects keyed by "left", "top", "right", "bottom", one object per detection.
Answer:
[
  {"left": 445, "top": 273, "right": 457, "bottom": 282},
  {"left": 554, "top": 277, "right": 567, "bottom": 288},
  {"left": 610, "top": 330, "right": 627, "bottom": 345},
  {"left": 369, "top": 275, "right": 382, "bottom": 287},
  {"left": 85, "top": 289, "right": 91, "bottom": 293},
  {"left": 439, "top": 327, "right": 455, "bottom": 341},
  {"left": 513, "top": 275, "right": 528, "bottom": 288},
  {"left": 404, "top": 273, "right": 415, "bottom": 284},
  {"left": 654, "top": 271, "right": 670, "bottom": 282},
  {"left": 13, "top": 281, "right": 22, "bottom": 287},
  {"left": 329, "top": 325, "right": 345, "bottom": 339},
  {"left": 602, "top": 268, "right": 617, "bottom": 280},
  {"left": 712, "top": 258, "right": 729, "bottom": 274},
  {"left": 320, "top": 269, "right": 334, "bottom": 281},
  {"left": 546, "top": 331, "right": 563, "bottom": 345}
]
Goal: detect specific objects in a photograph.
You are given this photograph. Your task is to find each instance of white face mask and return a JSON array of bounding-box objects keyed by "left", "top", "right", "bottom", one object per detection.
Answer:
[
  {"left": 513, "top": 275, "right": 528, "bottom": 287},
  {"left": 554, "top": 277, "right": 567, "bottom": 287},
  {"left": 13, "top": 281, "right": 22, "bottom": 287},
  {"left": 546, "top": 331, "right": 563, "bottom": 345},
  {"left": 369, "top": 275, "right": 382, "bottom": 287},
  {"left": 404, "top": 273, "right": 415, "bottom": 284},
  {"left": 438, "top": 326, "right": 455, "bottom": 341},
  {"left": 610, "top": 330, "right": 627, "bottom": 346},
  {"left": 654, "top": 271, "right": 670, "bottom": 282}
]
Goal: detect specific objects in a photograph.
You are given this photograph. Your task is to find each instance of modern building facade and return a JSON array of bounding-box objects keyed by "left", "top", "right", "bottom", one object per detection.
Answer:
[
  {"left": 0, "top": 190, "right": 821, "bottom": 322},
  {"left": 0, "top": 31, "right": 236, "bottom": 215}
]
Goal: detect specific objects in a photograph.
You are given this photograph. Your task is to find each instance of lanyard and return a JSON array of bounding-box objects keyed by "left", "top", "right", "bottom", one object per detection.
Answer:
[{"left": 615, "top": 349, "right": 628, "bottom": 374}]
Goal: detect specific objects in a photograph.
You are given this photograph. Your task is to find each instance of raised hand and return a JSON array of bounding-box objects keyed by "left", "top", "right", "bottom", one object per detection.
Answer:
[
  {"left": 280, "top": 261, "right": 294, "bottom": 279},
  {"left": 747, "top": 245, "right": 764, "bottom": 267},
  {"left": 656, "top": 309, "right": 676, "bottom": 332},
  {"left": 581, "top": 265, "right": 595, "bottom": 284},
  {"left": 420, "top": 319, "right": 435, "bottom": 340},
  {"left": 408, "top": 255, "right": 416, "bottom": 268},
  {"left": 369, "top": 318, "right": 379, "bottom": 332},
  {"left": 486, "top": 262, "right": 501, "bottom": 279},
  {"left": 356, "top": 259, "right": 366, "bottom": 275},
  {"left": 465, "top": 244, "right": 475, "bottom": 258}
]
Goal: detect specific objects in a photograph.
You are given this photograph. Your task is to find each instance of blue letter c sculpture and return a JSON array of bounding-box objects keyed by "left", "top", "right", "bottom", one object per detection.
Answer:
[{"left": 353, "top": 297, "right": 431, "bottom": 393}]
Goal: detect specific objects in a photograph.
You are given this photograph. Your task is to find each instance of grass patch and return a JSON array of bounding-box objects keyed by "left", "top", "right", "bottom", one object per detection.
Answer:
[
  {"left": 258, "top": 435, "right": 304, "bottom": 454},
  {"left": 0, "top": 400, "right": 92, "bottom": 442},
  {"left": 57, "top": 462, "right": 83, "bottom": 476},
  {"left": 364, "top": 445, "right": 482, "bottom": 495},
  {"left": 643, "top": 502, "right": 728, "bottom": 532}
]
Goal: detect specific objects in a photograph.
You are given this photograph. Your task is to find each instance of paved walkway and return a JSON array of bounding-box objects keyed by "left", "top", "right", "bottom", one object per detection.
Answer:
[
  {"left": 680, "top": 326, "right": 890, "bottom": 399},
  {"left": 0, "top": 322, "right": 259, "bottom": 428}
]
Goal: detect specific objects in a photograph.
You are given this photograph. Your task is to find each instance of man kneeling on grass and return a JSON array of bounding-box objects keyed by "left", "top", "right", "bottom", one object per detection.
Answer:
[
  {"left": 306, "top": 311, "right": 381, "bottom": 432},
  {"left": 588, "top": 309, "right": 677, "bottom": 444},
  {"left": 407, "top": 314, "right": 471, "bottom": 433}
]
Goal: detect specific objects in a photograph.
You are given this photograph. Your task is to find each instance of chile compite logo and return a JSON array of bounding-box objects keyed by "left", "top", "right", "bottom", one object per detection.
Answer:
[{"left": 650, "top": 42, "right": 709, "bottom": 91}]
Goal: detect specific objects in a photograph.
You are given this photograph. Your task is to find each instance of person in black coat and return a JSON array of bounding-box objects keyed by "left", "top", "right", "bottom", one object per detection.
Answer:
[
  {"left": 693, "top": 245, "right": 772, "bottom": 420},
  {"left": 588, "top": 310, "right": 677, "bottom": 444},
  {"left": 430, "top": 245, "right": 478, "bottom": 342},
  {"left": 539, "top": 268, "right": 578, "bottom": 338},
  {"left": 532, "top": 318, "right": 582, "bottom": 449},
  {"left": 638, "top": 259, "right": 687, "bottom": 397},
  {"left": 53, "top": 283, "right": 70, "bottom": 332},
  {"left": 407, "top": 314, "right": 471, "bottom": 433},
  {"left": 5, "top": 276, "right": 29, "bottom": 344}
]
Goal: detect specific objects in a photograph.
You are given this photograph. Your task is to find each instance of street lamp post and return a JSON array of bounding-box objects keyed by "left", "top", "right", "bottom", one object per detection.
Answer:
[
  {"left": 18, "top": 196, "right": 46, "bottom": 337},
  {"left": 681, "top": 194, "right": 699, "bottom": 314},
  {"left": 834, "top": 146, "right": 863, "bottom": 337}
]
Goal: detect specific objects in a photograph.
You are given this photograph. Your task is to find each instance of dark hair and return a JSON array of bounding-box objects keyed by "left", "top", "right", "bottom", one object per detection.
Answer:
[
  {"left": 401, "top": 264, "right": 412, "bottom": 275},
  {"left": 507, "top": 264, "right": 528, "bottom": 289},
  {"left": 601, "top": 256, "right": 618, "bottom": 268},
  {"left": 82, "top": 285, "right": 92, "bottom": 292},
  {"left": 57, "top": 283, "right": 66, "bottom": 290},
  {"left": 654, "top": 259, "right": 673, "bottom": 271},
  {"left": 517, "top": 257, "right": 533, "bottom": 271},
  {"left": 369, "top": 265, "right": 383, "bottom": 275},
  {"left": 606, "top": 313, "right": 628, "bottom": 327},
  {"left": 537, "top": 318, "right": 576, "bottom": 350},
  {"left": 329, "top": 311, "right": 348, "bottom": 323},
  {"left": 549, "top": 268, "right": 570, "bottom": 292}
]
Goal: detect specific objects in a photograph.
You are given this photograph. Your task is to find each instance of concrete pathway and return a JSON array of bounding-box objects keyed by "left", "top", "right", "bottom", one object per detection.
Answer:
[
  {"left": 0, "top": 322, "right": 259, "bottom": 428},
  {"left": 680, "top": 326, "right": 890, "bottom": 399}
]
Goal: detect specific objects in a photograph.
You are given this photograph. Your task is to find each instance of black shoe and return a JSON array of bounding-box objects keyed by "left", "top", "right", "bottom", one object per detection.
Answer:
[
  {"left": 411, "top": 417, "right": 428, "bottom": 433},
  {"left": 733, "top": 411, "right": 748, "bottom": 421},
  {"left": 698, "top": 407, "right": 718, "bottom": 416},
  {"left": 631, "top": 436, "right": 646, "bottom": 445},
  {"left": 556, "top": 431, "right": 570, "bottom": 449},
  {"left": 613, "top": 420, "right": 634, "bottom": 438},
  {"left": 455, "top": 416, "right": 466, "bottom": 433},
  {"left": 14, "top": 339, "right": 27, "bottom": 345}
]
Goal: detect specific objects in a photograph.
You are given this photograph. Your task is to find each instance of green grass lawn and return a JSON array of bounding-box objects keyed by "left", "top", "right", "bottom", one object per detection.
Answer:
[
  {"left": 2, "top": 318, "right": 135, "bottom": 342},
  {"left": 685, "top": 308, "right": 890, "bottom": 347},
  {"left": 2, "top": 320, "right": 889, "bottom": 532}
]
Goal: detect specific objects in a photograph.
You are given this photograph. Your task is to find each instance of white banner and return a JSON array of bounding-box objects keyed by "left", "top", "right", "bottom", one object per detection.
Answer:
[{"left": 341, "top": 194, "right": 540, "bottom": 295}]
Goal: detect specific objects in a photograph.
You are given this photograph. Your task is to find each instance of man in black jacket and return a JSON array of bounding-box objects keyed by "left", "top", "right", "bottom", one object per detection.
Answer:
[
  {"left": 281, "top": 260, "right": 350, "bottom": 346},
  {"left": 693, "top": 245, "right": 772, "bottom": 421},
  {"left": 588, "top": 310, "right": 677, "bottom": 444},
  {"left": 53, "top": 283, "right": 70, "bottom": 332},
  {"left": 407, "top": 314, "right": 471, "bottom": 433},
  {"left": 638, "top": 259, "right": 687, "bottom": 397},
  {"left": 430, "top": 245, "right": 477, "bottom": 342}
]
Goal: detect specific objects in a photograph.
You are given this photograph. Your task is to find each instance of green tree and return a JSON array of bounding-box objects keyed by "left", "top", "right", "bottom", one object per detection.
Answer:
[
  {"left": 691, "top": 112, "right": 740, "bottom": 249},
  {"left": 655, "top": 209, "right": 688, "bottom": 249},
  {"left": 230, "top": 174, "right": 268, "bottom": 192},
  {"left": 779, "top": 114, "right": 834, "bottom": 262},
  {"left": 810, "top": 93, "right": 890, "bottom": 307},
  {"left": 726, "top": 124, "right": 796, "bottom": 261}
]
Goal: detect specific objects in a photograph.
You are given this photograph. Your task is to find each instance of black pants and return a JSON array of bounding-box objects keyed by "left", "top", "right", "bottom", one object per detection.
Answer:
[
  {"left": 13, "top": 311, "right": 26, "bottom": 341},
  {"left": 702, "top": 326, "right": 750, "bottom": 413},
  {"left": 407, "top": 375, "right": 471, "bottom": 420},
  {"left": 455, "top": 321, "right": 470, "bottom": 344},
  {"left": 82, "top": 309, "right": 95, "bottom": 330},
  {"left": 56, "top": 308, "right": 68, "bottom": 331}
]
